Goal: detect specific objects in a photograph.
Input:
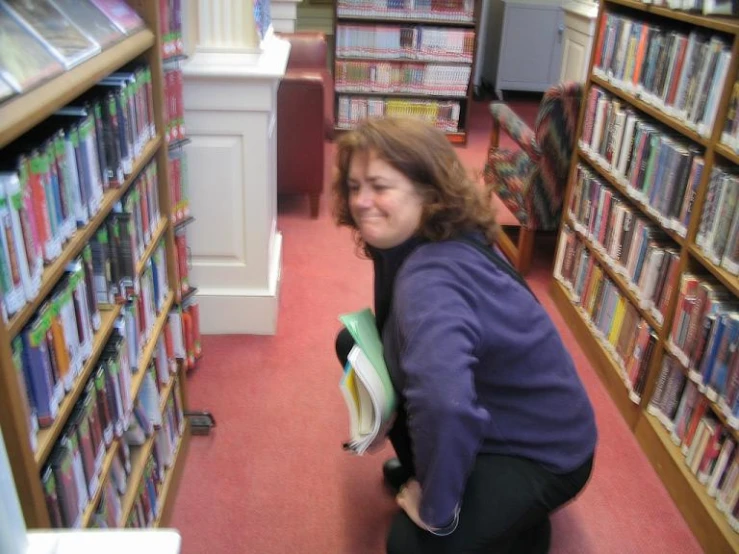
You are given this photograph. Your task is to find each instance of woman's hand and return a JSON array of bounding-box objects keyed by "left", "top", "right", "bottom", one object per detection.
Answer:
[{"left": 396, "top": 479, "right": 427, "bottom": 529}]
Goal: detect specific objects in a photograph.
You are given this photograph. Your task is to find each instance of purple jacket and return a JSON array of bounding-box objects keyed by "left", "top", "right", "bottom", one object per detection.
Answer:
[{"left": 379, "top": 238, "right": 598, "bottom": 528}]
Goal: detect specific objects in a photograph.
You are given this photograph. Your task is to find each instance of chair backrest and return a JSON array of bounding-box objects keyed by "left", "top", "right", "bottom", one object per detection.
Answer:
[{"left": 530, "top": 82, "right": 583, "bottom": 230}]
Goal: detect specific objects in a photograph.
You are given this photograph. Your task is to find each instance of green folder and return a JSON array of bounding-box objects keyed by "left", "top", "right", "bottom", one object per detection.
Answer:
[{"left": 339, "top": 308, "right": 397, "bottom": 420}]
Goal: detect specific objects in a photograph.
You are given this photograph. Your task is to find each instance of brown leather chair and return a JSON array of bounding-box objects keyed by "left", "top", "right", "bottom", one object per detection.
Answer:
[{"left": 277, "top": 32, "right": 334, "bottom": 218}]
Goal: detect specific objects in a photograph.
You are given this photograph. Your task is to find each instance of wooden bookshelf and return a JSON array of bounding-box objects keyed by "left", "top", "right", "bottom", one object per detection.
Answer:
[
  {"left": 551, "top": 1, "right": 739, "bottom": 551},
  {"left": 636, "top": 414, "right": 739, "bottom": 554},
  {"left": 590, "top": 74, "right": 711, "bottom": 148},
  {"left": 332, "top": 0, "right": 482, "bottom": 143},
  {"left": 0, "top": 1, "right": 192, "bottom": 532},
  {"left": 0, "top": 30, "right": 155, "bottom": 149},
  {"left": 576, "top": 145, "right": 687, "bottom": 248},
  {"left": 606, "top": 0, "right": 739, "bottom": 35},
  {"left": 7, "top": 136, "right": 161, "bottom": 338}
]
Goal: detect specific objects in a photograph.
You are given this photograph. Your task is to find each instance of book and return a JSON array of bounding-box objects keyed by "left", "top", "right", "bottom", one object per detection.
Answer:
[
  {"left": 338, "top": 308, "right": 397, "bottom": 454},
  {"left": 50, "top": 0, "right": 124, "bottom": 49},
  {"left": 0, "top": 4, "right": 63, "bottom": 92},
  {"left": 3, "top": 0, "right": 101, "bottom": 69}
]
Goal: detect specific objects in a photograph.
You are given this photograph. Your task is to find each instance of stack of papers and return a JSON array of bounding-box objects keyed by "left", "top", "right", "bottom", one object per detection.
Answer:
[{"left": 338, "top": 308, "right": 397, "bottom": 455}]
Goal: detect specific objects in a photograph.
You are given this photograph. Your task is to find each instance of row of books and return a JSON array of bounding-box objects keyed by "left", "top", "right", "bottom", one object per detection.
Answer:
[
  {"left": 580, "top": 85, "right": 703, "bottom": 239},
  {"left": 337, "top": 95, "right": 461, "bottom": 132},
  {"left": 169, "top": 145, "right": 190, "bottom": 225},
  {"left": 335, "top": 60, "right": 470, "bottom": 97},
  {"left": 555, "top": 226, "right": 659, "bottom": 402},
  {"left": 158, "top": 0, "right": 184, "bottom": 59},
  {"left": 696, "top": 166, "right": 739, "bottom": 275},
  {"left": 337, "top": 0, "right": 475, "bottom": 22},
  {"left": 0, "top": 0, "right": 145, "bottom": 97},
  {"left": 163, "top": 61, "right": 185, "bottom": 145},
  {"left": 40, "top": 326, "right": 134, "bottom": 529},
  {"left": 569, "top": 164, "right": 681, "bottom": 326},
  {"left": 15, "top": 236, "right": 168, "bottom": 437},
  {"left": 88, "top": 206, "right": 165, "bottom": 311},
  {"left": 669, "top": 274, "right": 739, "bottom": 409},
  {"left": 637, "top": 0, "right": 737, "bottom": 16},
  {"left": 593, "top": 13, "right": 731, "bottom": 138},
  {"left": 336, "top": 24, "right": 475, "bottom": 63},
  {"left": 0, "top": 62, "right": 156, "bottom": 318},
  {"left": 649, "top": 365, "right": 739, "bottom": 530},
  {"left": 41, "top": 331, "right": 181, "bottom": 529}
]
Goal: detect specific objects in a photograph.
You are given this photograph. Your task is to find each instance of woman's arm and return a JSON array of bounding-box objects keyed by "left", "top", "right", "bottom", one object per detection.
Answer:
[{"left": 393, "top": 254, "right": 490, "bottom": 530}]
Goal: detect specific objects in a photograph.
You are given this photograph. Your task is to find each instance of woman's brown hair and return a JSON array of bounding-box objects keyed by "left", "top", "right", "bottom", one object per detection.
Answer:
[{"left": 332, "top": 117, "right": 498, "bottom": 253}]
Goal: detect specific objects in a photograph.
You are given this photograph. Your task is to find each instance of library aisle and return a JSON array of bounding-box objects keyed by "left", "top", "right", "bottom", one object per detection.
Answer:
[{"left": 169, "top": 102, "right": 703, "bottom": 553}]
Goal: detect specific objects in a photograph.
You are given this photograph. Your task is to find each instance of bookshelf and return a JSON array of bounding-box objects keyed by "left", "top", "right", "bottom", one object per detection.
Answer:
[
  {"left": 332, "top": 0, "right": 482, "bottom": 144},
  {"left": 552, "top": 1, "right": 739, "bottom": 551},
  {"left": 0, "top": 0, "right": 191, "bottom": 531}
]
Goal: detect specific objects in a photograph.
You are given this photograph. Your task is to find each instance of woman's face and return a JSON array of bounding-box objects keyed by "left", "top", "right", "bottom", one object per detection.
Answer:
[{"left": 347, "top": 151, "right": 424, "bottom": 249}]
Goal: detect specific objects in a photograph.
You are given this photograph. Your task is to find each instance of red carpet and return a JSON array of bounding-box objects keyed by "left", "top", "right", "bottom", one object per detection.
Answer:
[{"left": 169, "top": 99, "right": 704, "bottom": 553}]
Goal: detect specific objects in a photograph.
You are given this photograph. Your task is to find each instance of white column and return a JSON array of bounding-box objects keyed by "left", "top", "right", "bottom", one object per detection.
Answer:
[{"left": 183, "top": 0, "right": 290, "bottom": 335}]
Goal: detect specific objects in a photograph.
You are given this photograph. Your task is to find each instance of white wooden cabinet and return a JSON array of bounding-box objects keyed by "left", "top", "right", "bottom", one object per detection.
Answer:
[
  {"left": 559, "top": 1, "right": 598, "bottom": 84},
  {"left": 495, "top": 0, "right": 565, "bottom": 99}
]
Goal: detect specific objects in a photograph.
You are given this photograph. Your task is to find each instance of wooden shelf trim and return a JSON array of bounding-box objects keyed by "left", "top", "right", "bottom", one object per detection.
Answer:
[
  {"left": 688, "top": 244, "right": 739, "bottom": 298},
  {"left": 8, "top": 136, "right": 162, "bottom": 339},
  {"left": 135, "top": 218, "right": 169, "bottom": 276},
  {"left": 0, "top": 30, "right": 156, "bottom": 149},
  {"left": 566, "top": 214, "right": 664, "bottom": 333},
  {"left": 81, "top": 438, "right": 120, "bottom": 527},
  {"left": 576, "top": 146, "right": 687, "bottom": 248},
  {"left": 605, "top": 0, "right": 739, "bottom": 35},
  {"left": 591, "top": 74, "right": 711, "bottom": 147},
  {"left": 714, "top": 142, "right": 739, "bottom": 167},
  {"left": 34, "top": 305, "right": 123, "bottom": 467}
]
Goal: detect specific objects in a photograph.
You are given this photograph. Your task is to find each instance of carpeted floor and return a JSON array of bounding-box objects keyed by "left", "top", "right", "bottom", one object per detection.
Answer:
[{"left": 169, "top": 98, "right": 704, "bottom": 553}]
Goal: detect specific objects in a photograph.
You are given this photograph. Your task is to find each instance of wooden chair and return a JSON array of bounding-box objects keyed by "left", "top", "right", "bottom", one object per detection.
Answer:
[{"left": 483, "top": 82, "right": 583, "bottom": 274}]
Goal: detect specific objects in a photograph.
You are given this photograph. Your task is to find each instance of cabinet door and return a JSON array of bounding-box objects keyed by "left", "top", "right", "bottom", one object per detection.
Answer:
[
  {"left": 559, "top": 26, "right": 588, "bottom": 83},
  {"left": 496, "top": 3, "right": 564, "bottom": 94}
]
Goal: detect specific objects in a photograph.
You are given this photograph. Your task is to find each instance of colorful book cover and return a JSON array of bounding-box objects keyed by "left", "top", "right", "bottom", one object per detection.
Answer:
[
  {"left": 3, "top": 0, "right": 101, "bottom": 69},
  {"left": 0, "top": 4, "right": 63, "bottom": 91}
]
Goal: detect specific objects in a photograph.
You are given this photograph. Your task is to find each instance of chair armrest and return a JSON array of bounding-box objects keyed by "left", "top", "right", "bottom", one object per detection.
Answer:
[{"left": 489, "top": 103, "right": 541, "bottom": 161}]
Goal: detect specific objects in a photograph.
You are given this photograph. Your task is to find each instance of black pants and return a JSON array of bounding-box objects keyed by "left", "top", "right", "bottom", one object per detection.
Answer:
[{"left": 336, "top": 328, "right": 594, "bottom": 554}]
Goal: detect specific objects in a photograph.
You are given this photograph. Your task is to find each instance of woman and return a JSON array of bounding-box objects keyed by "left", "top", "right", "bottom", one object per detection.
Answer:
[{"left": 333, "top": 117, "right": 597, "bottom": 554}]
